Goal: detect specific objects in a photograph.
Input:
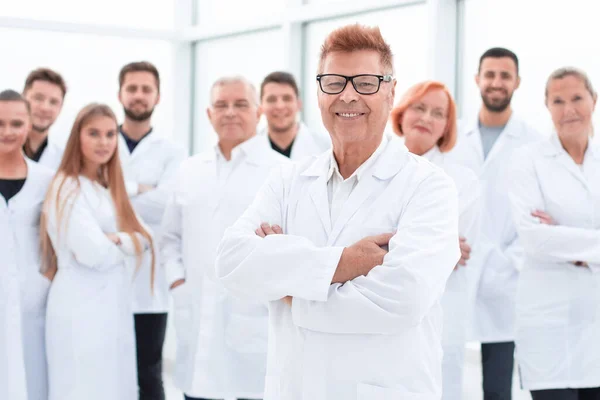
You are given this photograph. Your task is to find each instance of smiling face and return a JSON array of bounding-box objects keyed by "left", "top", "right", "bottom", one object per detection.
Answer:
[
  {"left": 0, "top": 100, "right": 30, "bottom": 156},
  {"left": 79, "top": 115, "right": 119, "bottom": 170},
  {"left": 546, "top": 74, "right": 596, "bottom": 142},
  {"left": 400, "top": 88, "right": 449, "bottom": 156},
  {"left": 118, "top": 71, "right": 160, "bottom": 122},
  {"left": 476, "top": 56, "right": 520, "bottom": 113},
  {"left": 317, "top": 50, "right": 395, "bottom": 147},
  {"left": 23, "top": 80, "right": 64, "bottom": 134},
  {"left": 207, "top": 81, "right": 261, "bottom": 146},
  {"left": 261, "top": 82, "right": 301, "bottom": 134}
]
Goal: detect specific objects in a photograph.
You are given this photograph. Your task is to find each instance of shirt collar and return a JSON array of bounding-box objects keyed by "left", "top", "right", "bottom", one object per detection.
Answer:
[{"left": 327, "top": 135, "right": 388, "bottom": 183}]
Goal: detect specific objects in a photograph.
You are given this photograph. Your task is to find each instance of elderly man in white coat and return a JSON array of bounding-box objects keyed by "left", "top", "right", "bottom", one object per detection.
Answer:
[
  {"left": 259, "top": 71, "right": 330, "bottom": 160},
  {"left": 161, "top": 76, "right": 288, "bottom": 400},
  {"left": 449, "top": 47, "right": 542, "bottom": 400},
  {"left": 215, "top": 24, "right": 460, "bottom": 400}
]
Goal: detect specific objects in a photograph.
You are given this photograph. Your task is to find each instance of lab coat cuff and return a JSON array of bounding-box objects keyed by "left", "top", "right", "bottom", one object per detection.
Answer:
[
  {"left": 116, "top": 232, "right": 148, "bottom": 256},
  {"left": 165, "top": 262, "right": 186, "bottom": 288},
  {"left": 125, "top": 180, "right": 139, "bottom": 197},
  {"left": 308, "top": 246, "right": 344, "bottom": 302}
]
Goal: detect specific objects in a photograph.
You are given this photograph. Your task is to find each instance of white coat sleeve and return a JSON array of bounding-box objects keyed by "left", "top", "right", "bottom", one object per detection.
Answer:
[
  {"left": 47, "top": 180, "right": 134, "bottom": 269},
  {"left": 130, "top": 146, "right": 186, "bottom": 225},
  {"left": 159, "top": 181, "right": 185, "bottom": 288},
  {"left": 215, "top": 166, "right": 345, "bottom": 302},
  {"left": 509, "top": 150, "right": 600, "bottom": 264},
  {"left": 291, "top": 170, "right": 460, "bottom": 334}
]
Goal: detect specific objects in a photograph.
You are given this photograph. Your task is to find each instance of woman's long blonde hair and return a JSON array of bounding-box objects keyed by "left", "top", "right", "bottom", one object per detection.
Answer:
[{"left": 40, "top": 103, "right": 155, "bottom": 290}]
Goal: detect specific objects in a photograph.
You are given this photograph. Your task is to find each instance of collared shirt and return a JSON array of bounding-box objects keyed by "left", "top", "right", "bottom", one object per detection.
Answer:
[
  {"left": 214, "top": 136, "right": 258, "bottom": 181},
  {"left": 24, "top": 137, "right": 48, "bottom": 162},
  {"left": 326, "top": 135, "right": 388, "bottom": 227},
  {"left": 269, "top": 136, "right": 295, "bottom": 158},
  {"left": 119, "top": 125, "right": 153, "bottom": 153}
]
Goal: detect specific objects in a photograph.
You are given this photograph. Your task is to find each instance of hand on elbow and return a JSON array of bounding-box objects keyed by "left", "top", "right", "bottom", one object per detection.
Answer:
[
  {"left": 106, "top": 233, "right": 122, "bottom": 245},
  {"left": 456, "top": 236, "right": 471, "bottom": 269},
  {"left": 333, "top": 233, "right": 394, "bottom": 284}
]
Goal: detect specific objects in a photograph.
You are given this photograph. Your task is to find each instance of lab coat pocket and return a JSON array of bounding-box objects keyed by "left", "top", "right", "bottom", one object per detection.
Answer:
[
  {"left": 225, "top": 313, "right": 269, "bottom": 354},
  {"left": 357, "top": 383, "right": 433, "bottom": 400}
]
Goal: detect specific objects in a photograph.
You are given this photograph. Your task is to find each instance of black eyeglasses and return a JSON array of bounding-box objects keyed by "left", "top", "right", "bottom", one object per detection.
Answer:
[{"left": 316, "top": 74, "right": 393, "bottom": 95}]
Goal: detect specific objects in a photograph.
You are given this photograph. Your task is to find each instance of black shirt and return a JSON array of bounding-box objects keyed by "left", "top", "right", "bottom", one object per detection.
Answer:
[
  {"left": 269, "top": 137, "right": 295, "bottom": 158},
  {"left": 119, "top": 125, "right": 153, "bottom": 153},
  {"left": 0, "top": 178, "right": 26, "bottom": 203},
  {"left": 25, "top": 137, "right": 49, "bottom": 162}
]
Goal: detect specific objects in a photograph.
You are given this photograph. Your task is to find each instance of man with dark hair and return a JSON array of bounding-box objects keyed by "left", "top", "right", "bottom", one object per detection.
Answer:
[
  {"left": 449, "top": 47, "right": 541, "bottom": 400},
  {"left": 117, "top": 60, "right": 186, "bottom": 400},
  {"left": 260, "top": 71, "right": 329, "bottom": 160},
  {"left": 22, "top": 67, "right": 67, "bottom": 169}
]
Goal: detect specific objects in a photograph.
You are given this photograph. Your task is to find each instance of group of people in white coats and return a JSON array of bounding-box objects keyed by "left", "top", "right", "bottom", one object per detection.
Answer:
[{"left": 2, "top": 22, "right": 600, "bottom": 400}]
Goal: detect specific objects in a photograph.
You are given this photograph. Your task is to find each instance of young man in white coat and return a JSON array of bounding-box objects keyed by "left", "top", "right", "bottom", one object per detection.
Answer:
[
  {"left": 260, "top": 71, "right": 330, "bottom": 160},
  {"left": 215, "top": 24, "right": 460, "bottom": 400},
  {"left": 449, "top": 48, "right": 542, "bottom": 400},
  {"left": 117, "top": 61, "right": 186, "bottom": 400},
  {"left": 22, "top": 68, "right": 67, "bottom": 170},
  {"left": 161, "top": 76, "right": 288, "bottom": 400}
]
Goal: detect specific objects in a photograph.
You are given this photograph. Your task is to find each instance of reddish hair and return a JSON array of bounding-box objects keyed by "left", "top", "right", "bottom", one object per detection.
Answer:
[
  {"left": 318, "top": 24, "right": 393, "bottom": 74},
  {"left": 40, "top": 103, "right": 156, "bottom": 290},
  {"left": 390, "top": 81, "right": 458, "bottom": 153}
]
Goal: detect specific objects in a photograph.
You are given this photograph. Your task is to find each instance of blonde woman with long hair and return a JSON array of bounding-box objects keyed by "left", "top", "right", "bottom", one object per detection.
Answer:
[{"left": 41, "top": 103, "right": 155, "bottom": 400}]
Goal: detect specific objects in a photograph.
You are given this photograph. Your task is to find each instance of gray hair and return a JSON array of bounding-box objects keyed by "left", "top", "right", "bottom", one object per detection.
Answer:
[
  {"left": 545, "top": 67, "right": 597, "bottom": 101},
  {"left": 209, "top": 76, "right": 259, "bottom": 106}
]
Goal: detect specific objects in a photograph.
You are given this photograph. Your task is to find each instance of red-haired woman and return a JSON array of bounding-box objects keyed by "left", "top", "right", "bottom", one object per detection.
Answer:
[
  {"left": 0, "top": 90, "right": 54, "bottom": 400},
  {"left": 41, "top": 103, "right": 155, "bottom": 400},
  {"left": 391, "top": 81, "right": 482, "bottom": 400}
]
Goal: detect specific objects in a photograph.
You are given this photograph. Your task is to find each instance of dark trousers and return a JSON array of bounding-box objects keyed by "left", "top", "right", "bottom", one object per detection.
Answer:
[
  {"left": 481, "top": 341, "right": 515, "bottom": 400},
  {"left": 184, "top": 396, "right": 261, "bottom": 400},
  {"left": 531, "top": 388, "right": 600, "bottom": 400},
  {"left": 135, "top": 313, "right": 168, "bottom": 400}
]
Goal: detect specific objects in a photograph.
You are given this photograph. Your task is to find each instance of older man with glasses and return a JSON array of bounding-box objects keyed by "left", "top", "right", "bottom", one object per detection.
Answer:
[{"left": 215, "top": 24, "right": 460, "bottom": 400}]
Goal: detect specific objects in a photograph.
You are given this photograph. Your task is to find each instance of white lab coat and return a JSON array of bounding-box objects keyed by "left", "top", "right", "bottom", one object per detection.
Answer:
[
  {"left": 508, "top": 134, "right": 600, "bottom": 390},
  {"left": 215, "top": 136, "right": 460, "bottom": 400},
  {"left": 423, "top": 147, "right": 482, "bottom": 400},
  {"left": 161, "top": 135, "right": 288, "bottom": 398},
  {"left": 119, "top": 132, "right": 186, "bottom": 313},
  {"left": 36, "top": 137, "right": 64, "bottom": 171},
  {"left": 0, "top": 159, "right": 53, "bottom": 400},
  {"left": 449, "top": 114, "right": 542, "bottom": 342},
  {"left": 44, "top": 174, "right": 149, "bottom": 400},
  {"left": 261, "top": 122, "right": 331, "bottom": 161}
]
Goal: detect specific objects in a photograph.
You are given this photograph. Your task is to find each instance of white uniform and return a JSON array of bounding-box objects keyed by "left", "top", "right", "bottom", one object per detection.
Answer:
[
  {"left": 36, "top": 137, "right": 64, "bottom": 170},
  {"left": 119, "top": 132, "right": 186, "bottom": 314},
  {"left": 215, "top": 136, "right": 460, "bottom": 400},
  {"left": 44, "top": 175, "right": 150, "bottom": 400},
  {"left": 261, "top": 122, "right": 330, "bottom": 161},
  {"left": 423, "top": 147, "right": 482, "bottom": 400},
  {"left": 508, "top": 134, "right": 600, "bottom": 390},
  {"left": 0, "top": 159, "right": 53, "bottom": 400},
  {"left": 161, "top": 135, "right": 288, "bottom": 398},
  {"left": 450, "top": 114, "right": 542, "bottom": 342}
]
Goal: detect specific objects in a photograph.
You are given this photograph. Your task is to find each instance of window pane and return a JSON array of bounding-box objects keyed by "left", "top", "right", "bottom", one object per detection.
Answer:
[
  {"left": 0, "top": 0, "right": 174, "bottom": 29},
  {"left": 460, "top": 0, "right": 598, "bottom": 134},
  {"left": 193, "top": 29, "right": 285, "bottom": 153},
  {"left": 303, "top": 4, "right": 429, "bottom": 136},
  {"left": 0, "top": 28, "right": 175, "bottom": 144},
  {"left": 196, "top": 0, "right": 283, "bottom": 31}
]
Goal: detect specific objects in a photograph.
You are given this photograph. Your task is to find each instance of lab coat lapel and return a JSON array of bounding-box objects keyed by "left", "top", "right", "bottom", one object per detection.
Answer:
[
  {"left": 548, "top": 134, "right": 590, "bottom": 190},
  {"left": 301, "top": 153, "right": 332, "bottom": 236},
  {"left": 464, "top": 119, "right": 485, "bottom": 170},
  {"left": 128, "top": 132, "right": 160, "bottom": 162},
  {"left": 327, "top": 138, "right": 407, "bottom": 245}
]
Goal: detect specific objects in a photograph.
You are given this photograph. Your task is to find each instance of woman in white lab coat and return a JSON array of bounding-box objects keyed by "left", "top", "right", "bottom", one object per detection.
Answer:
[
  {"left": 40, "top": 103, "right": 155, "bottom": 400},
  {"left": 508, "top": 67, "right": 600, "bottom": 400},
  {"left": 390, "top": 81, "right": 481, "bottom": 400},
  {"left": 0, "top": 89, "right": 54, "bottom": 400}
]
